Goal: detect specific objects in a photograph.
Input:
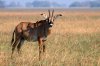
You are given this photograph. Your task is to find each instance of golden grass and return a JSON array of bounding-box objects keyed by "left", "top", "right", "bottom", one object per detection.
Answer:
[{"left": 0, "top": 10, "right": 100, "bottom": 66}]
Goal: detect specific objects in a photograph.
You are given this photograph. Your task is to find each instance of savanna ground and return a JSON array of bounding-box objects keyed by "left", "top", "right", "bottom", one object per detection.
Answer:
[{"left": 0, "top": 9, "right": 100, "bottom": 66}]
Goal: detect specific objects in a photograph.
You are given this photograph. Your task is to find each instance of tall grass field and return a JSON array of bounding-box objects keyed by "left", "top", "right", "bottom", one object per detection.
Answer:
[{"left": 0, "top": 9, "right": 100, "bottom": 66}]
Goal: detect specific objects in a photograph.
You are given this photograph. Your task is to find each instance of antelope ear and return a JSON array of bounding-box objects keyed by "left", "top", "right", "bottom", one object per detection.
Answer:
[
  {"left": 40, "top": 13, "right": 48, "bottom": 19},
  {"left": 53, "top": 14, "right": 62, "bottom": 21},
  {"left": 59, "top": 14, "right": 62, "bottom": 16}
]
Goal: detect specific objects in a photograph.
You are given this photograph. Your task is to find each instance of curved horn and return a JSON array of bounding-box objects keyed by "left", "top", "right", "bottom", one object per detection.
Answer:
[
  {"left": 48, "top": 10, "right": 50, "bottom": 18},
  {"left": 51, "top": 10, "right": 54, "bottom": 20}
]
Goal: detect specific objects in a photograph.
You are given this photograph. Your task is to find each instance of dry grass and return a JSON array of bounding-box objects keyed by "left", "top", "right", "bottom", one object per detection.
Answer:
[{"left": 0, "top": 10, "right": 100, "bottom": 66}]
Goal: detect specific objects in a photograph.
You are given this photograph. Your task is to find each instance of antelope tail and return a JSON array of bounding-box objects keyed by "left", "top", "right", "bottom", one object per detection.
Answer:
[{"left": 11, "top": 30, "right": 15, "bottom": 46}]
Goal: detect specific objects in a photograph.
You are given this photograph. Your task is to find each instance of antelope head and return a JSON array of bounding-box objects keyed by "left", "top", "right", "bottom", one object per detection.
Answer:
[{"left": 41, "top": 10, "right": 62, "bottom": 27}]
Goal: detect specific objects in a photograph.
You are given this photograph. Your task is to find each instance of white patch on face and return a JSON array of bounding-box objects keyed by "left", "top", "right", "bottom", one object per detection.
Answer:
[{"left": 50, "top": 23, "right": 53, "bottom": 26}]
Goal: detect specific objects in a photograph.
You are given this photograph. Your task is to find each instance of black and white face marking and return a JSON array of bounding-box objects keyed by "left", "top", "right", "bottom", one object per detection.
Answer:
[
  {"left": 50, "top": 23, "right": 53, "bottom": 26},
  {"left": 49, "top": 21, "right": 53, "bottom": 27}
]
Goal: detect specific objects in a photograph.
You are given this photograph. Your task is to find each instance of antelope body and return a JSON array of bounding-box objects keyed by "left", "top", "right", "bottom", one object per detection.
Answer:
[{"left": 11, "top": 10, "right": 62, "bottom": 60}]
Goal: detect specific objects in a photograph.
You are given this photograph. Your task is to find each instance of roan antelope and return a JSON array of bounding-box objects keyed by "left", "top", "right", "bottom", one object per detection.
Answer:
[{"left": 11, "top": 10, "right": 62, "bottom": 60}]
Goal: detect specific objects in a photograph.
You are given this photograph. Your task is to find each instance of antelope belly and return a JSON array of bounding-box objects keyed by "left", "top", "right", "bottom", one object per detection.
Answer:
[{"left": 32, "top": 35, "right": 38, "bottom": 41}]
